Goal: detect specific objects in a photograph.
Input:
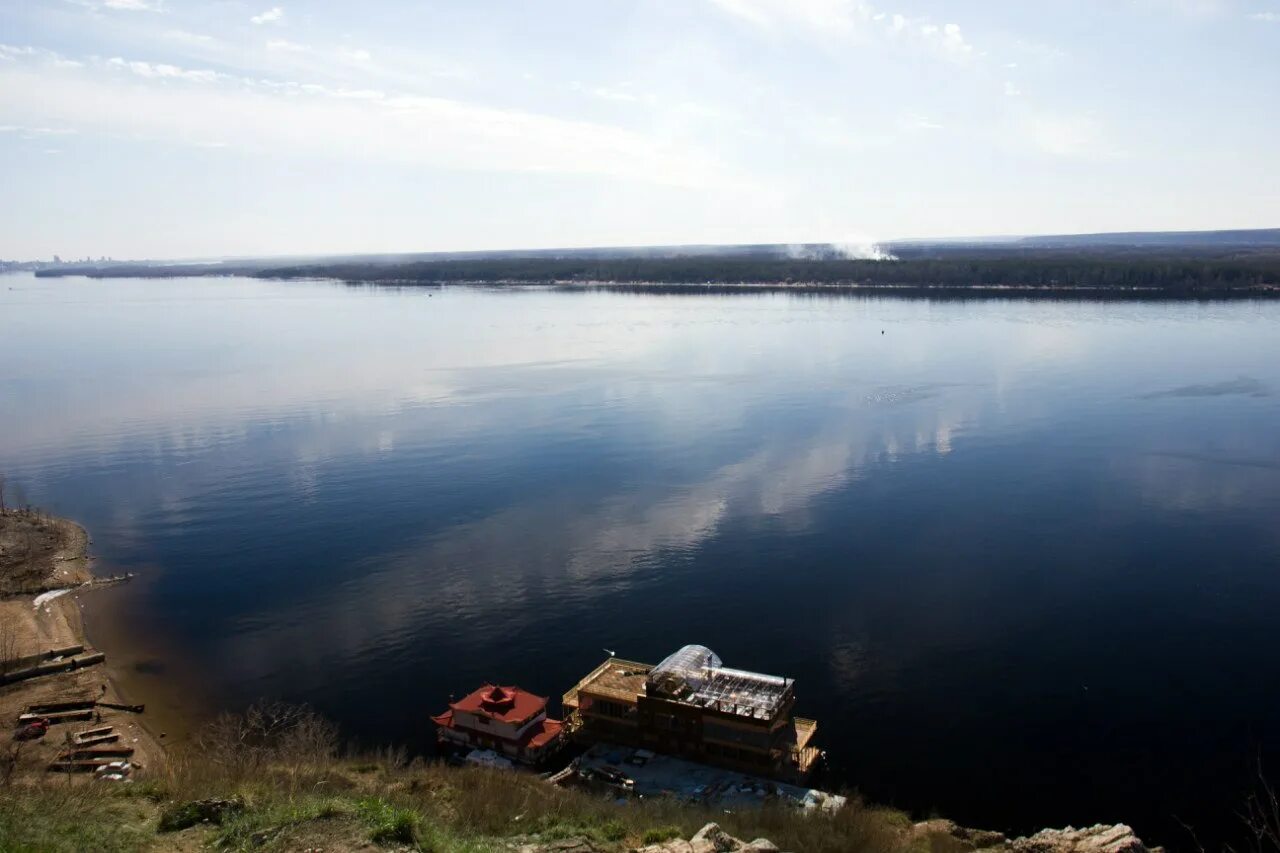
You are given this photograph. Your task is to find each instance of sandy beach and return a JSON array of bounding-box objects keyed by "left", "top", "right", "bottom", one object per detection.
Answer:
[{"left": 0, "top": 509, "right": 166, "bottom": 779}]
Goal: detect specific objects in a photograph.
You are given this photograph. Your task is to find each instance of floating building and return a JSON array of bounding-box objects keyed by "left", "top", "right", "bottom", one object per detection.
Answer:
[
  {"left": 430, "top": 684, "right": 564, "bottom": 766},
  {"left": 561, "top": 645, "right": 820, "bottom": 783}
]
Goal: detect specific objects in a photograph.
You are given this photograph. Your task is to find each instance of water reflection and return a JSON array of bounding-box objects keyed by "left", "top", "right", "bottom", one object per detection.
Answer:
[{"left": 2, "top": 274, "right": 1280, "bottom": 846}]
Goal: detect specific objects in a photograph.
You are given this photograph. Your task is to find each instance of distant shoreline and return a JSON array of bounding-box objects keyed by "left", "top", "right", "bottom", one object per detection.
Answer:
[
  {"left": 30, "top": 246, "right": 1280, "bottom": 298},
  {"left": 30, "top": 269, "right": 1280, "bottom": 299}
]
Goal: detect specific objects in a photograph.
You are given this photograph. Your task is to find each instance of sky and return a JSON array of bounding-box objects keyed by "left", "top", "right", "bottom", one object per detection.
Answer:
[{"left": 1, "top": 0, "right": 1278, "bottom": 260}]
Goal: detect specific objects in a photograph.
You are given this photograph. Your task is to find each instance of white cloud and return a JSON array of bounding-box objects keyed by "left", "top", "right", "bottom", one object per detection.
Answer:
[
  {"left": 707, "top": 0, "right": 975, "bottom": 62},
  {"left": 102, "top": 0, "right": 164, "bottom": 10},
  {"left": 0, "top": 54, "right": 728, "bottom": 188},
  {"left": 710, "top": 0, "right": 876, "bottom": 33},
  {"left": 1004, "top": 80, "right": 1022, "bottom": 96},
  {"left": 266, "top": 39, "right": 309, "bottom": 52},
  {"left": 570, "top": 81, "right": 648, "bottom": 103},
  {"left": 1021, "top": 113, "right": 1117, "bottom": 158},
  {"left": 250, "top": 7, "right": 284, "bottom": 26},
  {"left": 337, "top": 47, "right": 372, "bottom": 63},
  {"left": 163, "top": 29, "right": 215, "bottom": 44},
  {"left": 0, "top": 124, "right": 78, "bottom": 136},
  {"left": 903, "top": 114, "right": 943, "bottom": 130},
  {"left": 0, "top": 45, "right": 38, "bottom": 60},
  {"left": 1133, "top": 0, "right": 1229, "bottom": 16},
  {"left": 107, "top": 57, "right": 222, "bottom": 83},
  {"left": 1249, "top": 11, "right": 1280, "bottom": 21}
]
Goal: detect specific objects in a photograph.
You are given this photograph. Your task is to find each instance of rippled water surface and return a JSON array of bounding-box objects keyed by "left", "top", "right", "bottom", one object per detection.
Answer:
[{"left": 3, "top": 273, "right": 1279, "bottom": 845}]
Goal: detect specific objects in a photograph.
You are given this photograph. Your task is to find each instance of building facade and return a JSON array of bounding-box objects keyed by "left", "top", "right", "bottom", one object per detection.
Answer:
[
  {"left": 431, "top": 684, "right": 564, "bottom": 765},
  {"left": 561, "top": 645, "right": 820, "bottom": 783}
]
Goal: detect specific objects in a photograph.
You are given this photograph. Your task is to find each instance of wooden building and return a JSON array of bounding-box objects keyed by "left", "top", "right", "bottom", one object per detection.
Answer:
[
  {"left": 561, "top": 645, "right": 820, "bottom": 783},
  {"left": 431, "top": 684, "right": 564, "bottom": 765}
]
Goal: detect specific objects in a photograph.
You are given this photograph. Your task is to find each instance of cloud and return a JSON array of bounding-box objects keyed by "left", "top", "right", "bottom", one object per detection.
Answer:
[
  {"left": 266, "top": 39, "right": 309, "bottom": 52},
  {"left": 337, "top": 47, "right": 372, "bottom": 63},
  {"left": 0, "top": 124, "right": 78, "bottom": 136},
  {"left": 0, "top": 52, "right": 728, "bottom": 188},
  {"left": 1249, "top": 11, "right": 1280, "bottom": 21},
  {"left": 707, "top": 0, "right": 975, "bottom": 62},
  {"left": 163, "top": 29, "right": 215, "bottom": 44},
  {"left": 250, "top": 7, "right": 284, "bottom": 25},
  {"left": 570, "top": 81, "right": 649, "bottom": 103},
  {"left": 903, "top": 114, "right": 943, "bottom": 130},
  {"left": 1132, "top": 0, "right": 1229, "bottom": 16},
  {"left": 107, "top": 57, "right": 222, "bottom": 83},
  {"left": 1004, "top": 80, "right": 1021, "bottom": 96},
  {"left": 101, "top": 0, "right": 164, "bottom": 10},
  {"left": 1021, "top": 112, "right": 1117, "bottom": 158},
  {"left": 710, "top": 0, "right": 876, "bottom": 33}
]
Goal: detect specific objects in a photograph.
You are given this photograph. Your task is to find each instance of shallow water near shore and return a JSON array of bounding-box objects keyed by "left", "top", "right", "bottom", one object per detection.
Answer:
[{"left": 3, "top": 272, "right": 1280, "bottom": 845}]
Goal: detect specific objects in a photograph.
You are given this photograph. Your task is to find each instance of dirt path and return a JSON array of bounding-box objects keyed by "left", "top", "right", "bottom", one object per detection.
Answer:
[{"left": 0, "top": 510, "right": 166, "bottom": 781}]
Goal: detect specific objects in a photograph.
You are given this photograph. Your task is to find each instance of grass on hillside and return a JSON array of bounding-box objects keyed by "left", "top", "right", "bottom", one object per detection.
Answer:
[{"left": 0, "top": 702, "right": 930, "bottom": 853}]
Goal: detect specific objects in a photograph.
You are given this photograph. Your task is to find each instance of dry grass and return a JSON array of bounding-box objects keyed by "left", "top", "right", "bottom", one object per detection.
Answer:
[{"left": 0, "top": 701, "right": 925, "bottom": 852}]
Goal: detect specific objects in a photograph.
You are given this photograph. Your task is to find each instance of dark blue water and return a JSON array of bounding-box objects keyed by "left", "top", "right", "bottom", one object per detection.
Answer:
[{"left": 3, "top": 273, "right": 1279, "bottom": 847}]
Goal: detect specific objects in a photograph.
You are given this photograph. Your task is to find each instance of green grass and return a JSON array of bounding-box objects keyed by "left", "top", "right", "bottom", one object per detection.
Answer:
[
  {"left": 209, "top": 795, "right": 354, "bottom": 850},
  {"left": 355, "top": 795, "right": 419, "bottom": 845},
  {"left": 642, "top": 825, "right": 682, "bottom": 844},
  {"left": 0, "top": 701, "right": 925, "bottom": 853},
  {"left": 0, "top": 761, "right": 921, "bottom": 853},
  {"left": 0, "top": 787, "right": 154, "bottom": 853}
]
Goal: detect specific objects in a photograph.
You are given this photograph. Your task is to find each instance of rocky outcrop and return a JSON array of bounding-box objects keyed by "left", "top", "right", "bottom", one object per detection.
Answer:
[
  {"left": 513, "top": 819, "right": 1154, "bottom": 853},
  {"left": 914, "top": 819, "right": 1161, "bottom": 853},
  {"left": 1008, "top": 824, "right": 1158, "bottom": 853},
  {"left": 634, "top": 822, "right": 788, "bottom": 853}
]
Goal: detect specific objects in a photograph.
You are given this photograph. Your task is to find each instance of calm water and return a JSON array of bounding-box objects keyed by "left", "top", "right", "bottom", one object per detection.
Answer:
[{"left": 3, "top": 272, "right": 1279, "bottom": 846}]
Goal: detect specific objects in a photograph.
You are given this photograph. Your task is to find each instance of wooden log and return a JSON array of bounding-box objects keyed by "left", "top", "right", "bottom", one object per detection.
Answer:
[
  {"left": 26, "top": 699, "right": 97, "bottom": 714},
  {"left": 72, "top": 727, "right": 119, "bottom": 742},
  {"left": 96, "top": 701, "right": 145, "bottom": 713},
  {"left": 57, "top": 747, "right": 135, "bottom": 760},
  {"left": 74, "top": 725, "right": 114, "bottom": 738},
  {"left": 71, "top": 652, "right": 106, "bottom": 669},
  {"left": 47, "top": 761, "right": 107, "bottom": 773},
  {"left": 18, "top": 709, "right": 94, "bottom": 724}
]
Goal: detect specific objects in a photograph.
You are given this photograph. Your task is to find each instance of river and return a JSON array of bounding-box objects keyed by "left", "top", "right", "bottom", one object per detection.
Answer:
[{"left": 2, "top": 272, "right": 1279, "bottom": 846}]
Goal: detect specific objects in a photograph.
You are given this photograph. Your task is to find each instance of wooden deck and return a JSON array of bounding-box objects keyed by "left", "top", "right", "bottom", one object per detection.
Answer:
[{"left": 562, "top": 658, "right": 651, "bottom": 711}]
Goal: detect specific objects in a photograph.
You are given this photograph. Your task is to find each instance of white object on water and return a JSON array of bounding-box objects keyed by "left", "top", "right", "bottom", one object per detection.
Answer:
[{"left": 32, "top": 588, "right": 72, "bottom": 609}]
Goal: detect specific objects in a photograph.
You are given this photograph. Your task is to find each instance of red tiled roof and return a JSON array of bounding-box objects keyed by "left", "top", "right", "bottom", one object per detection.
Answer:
[
  {"left": 522, "top": 718, "right": 563, "bottom": 750},
  {"left": 447, "top": 684, "right": 547, "bottom": 724}
]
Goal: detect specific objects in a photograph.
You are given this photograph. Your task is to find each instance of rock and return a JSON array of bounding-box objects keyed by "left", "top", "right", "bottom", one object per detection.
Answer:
[
  {"left": 1009, "top": 824, "right": 1156, "bottom": 853},
  {"left": 690, "top": 822, "right": 742, "bottom": 852},
  {"left": 913, "top": 819, "right": 1156, "bottom": 853},
  {"left": 515, "top": 839, "right": 602, "bottom": 853},
  {"left": 634, "top": 842, "right": 694, "bottom": 853},
  {"left": 632, "top": 824, "right": 785, "bottom": 853},
  {"left": 913, "top": 818, "right": 1009, "bottom": 849},
  {"left": 156, "top": 796, "right": 246, "bottom": 832},
  {"left": 515, "top": 838, "right": 602, "bottom": 853},
  {"left": 741, "top": 840, "right": 780, "bottom": 853}
]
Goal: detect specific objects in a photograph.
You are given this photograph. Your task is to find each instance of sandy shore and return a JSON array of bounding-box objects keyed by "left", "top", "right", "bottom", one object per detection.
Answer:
[{"left": 0, "top": 510, "right": 167, "bottom": 778}]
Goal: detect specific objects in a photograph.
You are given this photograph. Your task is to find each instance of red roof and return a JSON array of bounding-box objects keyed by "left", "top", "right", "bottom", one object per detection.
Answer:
[
  {"left": 523, "top": 718, "right": 563, "bottom": 749},
  {"left": 431, "top": 708, "right": 563, "bottom": 750},
  {"left": 446, "top": 684, "right": 547, "bottom": 724}
]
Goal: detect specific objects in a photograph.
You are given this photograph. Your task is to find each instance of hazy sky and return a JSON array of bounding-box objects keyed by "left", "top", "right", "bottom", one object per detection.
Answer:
[{"left": 2, "top": 0, "right": 1278, "bottom": 260}]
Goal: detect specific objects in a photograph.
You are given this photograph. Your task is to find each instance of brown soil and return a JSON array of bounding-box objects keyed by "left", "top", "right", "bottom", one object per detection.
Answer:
[
  {"left": 0, "top": 509, "right": 91, "bottom": 595},
  {"left": 0, "top": 509, "right": 166, "bottom": 781}
]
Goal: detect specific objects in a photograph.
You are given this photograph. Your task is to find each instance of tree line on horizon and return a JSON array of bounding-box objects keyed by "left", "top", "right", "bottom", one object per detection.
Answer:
[
  {"left": 34, "top": 252, "right": 1280, "bottom": 293},
  {"left": 257, "top": 254, "right": 1280, "bottom": 292}
]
